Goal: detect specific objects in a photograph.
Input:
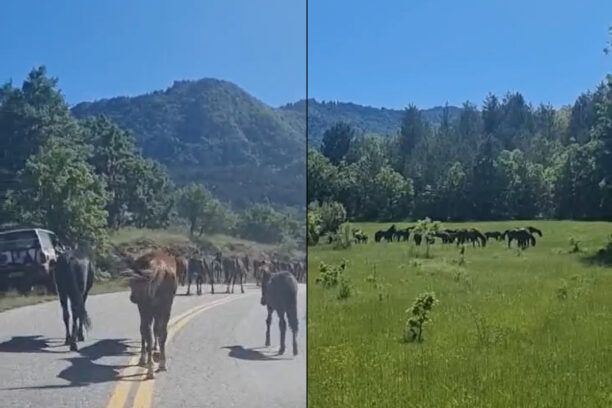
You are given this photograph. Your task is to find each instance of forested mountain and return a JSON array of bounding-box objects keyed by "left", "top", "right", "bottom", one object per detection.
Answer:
[
  {"left": 0, "top": 68, "right": 304, "bottom": 248},
  {"left": 72, "top": 79, "right": 306, "bottom": 209},
  {"left": 281, "top": 99, "right": 461, "bottom": 145}
]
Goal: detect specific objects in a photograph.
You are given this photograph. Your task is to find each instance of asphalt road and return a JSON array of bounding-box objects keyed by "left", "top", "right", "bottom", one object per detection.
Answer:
[{"left": 0, "top": 283, "right": 306, "bottom": 408}]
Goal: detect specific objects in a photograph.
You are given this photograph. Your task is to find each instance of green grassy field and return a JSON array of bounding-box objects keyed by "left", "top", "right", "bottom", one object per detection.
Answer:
[{"left": 308, "top": 220, "right": 612, "bottom": 408}]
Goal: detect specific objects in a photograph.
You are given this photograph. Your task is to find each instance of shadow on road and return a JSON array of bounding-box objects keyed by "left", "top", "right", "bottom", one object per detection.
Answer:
[
  {"left": 0, "top": 335, "right": 64, "bottom": 354},
  {"left": 0, "top": 338, "right": 140, "bottom": 390},
  {"left": 222, "top": 345, "right": 291, "bottom": 361}
]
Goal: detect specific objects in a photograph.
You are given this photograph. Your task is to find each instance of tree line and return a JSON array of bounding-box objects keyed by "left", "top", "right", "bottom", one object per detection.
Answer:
[
  {"left": 0, "top": 67, "right": 302, "bottom": 248},
  {"left": 308, "top": 75, "right": 611, "bottom": 222}
]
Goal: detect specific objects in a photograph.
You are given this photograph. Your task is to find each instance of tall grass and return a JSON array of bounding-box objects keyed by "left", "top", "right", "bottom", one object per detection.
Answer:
[{"left": 308, "top": 220, "right": 612, "bottom": 407}]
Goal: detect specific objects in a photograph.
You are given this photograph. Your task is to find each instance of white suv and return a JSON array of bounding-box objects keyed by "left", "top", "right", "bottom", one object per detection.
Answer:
[{"left": 0, "top": 228, "right": 60, "bottom": 294}]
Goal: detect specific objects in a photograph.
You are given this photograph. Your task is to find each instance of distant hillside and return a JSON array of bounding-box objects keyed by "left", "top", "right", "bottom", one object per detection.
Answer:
[
  {"left": 72, "top": 79, "right": 306, "bottom": 209},
  {"left": 281, "top": 99, "right": 461, "bottom": 146}
]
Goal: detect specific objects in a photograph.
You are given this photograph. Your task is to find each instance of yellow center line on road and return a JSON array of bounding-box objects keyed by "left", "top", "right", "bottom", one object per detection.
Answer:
[
  {"left": 131, "top": 293, "right": 257, "bottom": 408},
  {"left": 105, "top": 292, "right": 257, "bottom": 408}
]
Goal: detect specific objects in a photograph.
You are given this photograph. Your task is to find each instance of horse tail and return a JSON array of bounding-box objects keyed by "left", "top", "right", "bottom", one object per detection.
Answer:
[
  {"left": 287, "top": 291, "right": 299, "bottom": 334},
  {"left": 530, "top": 234, "right": 536, "bottom": 247}
]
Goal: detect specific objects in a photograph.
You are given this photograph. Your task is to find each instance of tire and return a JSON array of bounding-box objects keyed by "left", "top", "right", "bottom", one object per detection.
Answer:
[{"left": 18, "top": 279, "right": 33, "bottom": 295}]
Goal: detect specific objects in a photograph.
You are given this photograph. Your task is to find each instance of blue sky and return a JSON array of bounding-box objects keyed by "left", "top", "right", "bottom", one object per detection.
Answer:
[
  {"left": 309, "top": 0, "right": 611, "bottom": 109},
  {"left": 0, "top": 0, "right": 305, "bottom": 107}
]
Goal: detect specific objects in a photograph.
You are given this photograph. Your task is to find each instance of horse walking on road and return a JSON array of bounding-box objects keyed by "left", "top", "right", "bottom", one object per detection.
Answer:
[
  {"left": 53, "top": 246, "right": 94, "bottom": 351},
  {"left": 126, "top": 250, "right": 177, "bottom": 379},
  {"left": 260, "top": 270, "right": 299, "bottom": 356}
]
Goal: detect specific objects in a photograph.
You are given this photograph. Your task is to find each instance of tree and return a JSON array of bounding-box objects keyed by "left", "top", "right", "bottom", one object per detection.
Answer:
[
  {"left": 307, "top": 149, "right": 339, "bottom": 203},
  {"left": 125, "top": 158, "right": 174, "bottom": 228},
  {"left": 176, "top": 183, "right": 214, "bottom": 236},
  {"left": 5, "top": 137, "right": 108, "bottom": 247},
  {"left": 399, "top": 105, "right": 427, "bottom": 156},
  {"left": 320, "top": 122, "right": 355, "bottom": 165},
  {"left": 371, "top": 166, "right": 414, "bottom": 220},
  {"left": 235, "top": 204, "right": 290, "bottom": 244},
  {"left": 0, "top": 66, "right": 82, "bottom": 197},
  {"left": 439, "top": 162, "right": 468, "bottom": 220},
  {"left": 470, "top": 136, "right": 503, "bottom": 220},
  {"left": 82, "top": 116, "right": 139, "bottom": 228},
  {"left": 592, "top": 77, "right": 612, "bottom": 219},
  {"left": 482, "top": 93, "right": 502, "bottom": 136},
  {"left": 313, "top": 201, "right": 347, "bottom": 236}
]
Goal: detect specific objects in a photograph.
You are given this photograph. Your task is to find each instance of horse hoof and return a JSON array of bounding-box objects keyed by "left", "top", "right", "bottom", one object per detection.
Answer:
[
  {"left": 138, "top": 359, "right": 147, "bottom": 367},
  {"left": 69, "top": 343, "right": 78, "bottom": 352},
  {"left": 146, "top": 372, "right": 155, "bottom": 380},
  {"left": 293, "top": 349, "right": 298, "bottom": 356},
  {"left": 157, "top": 364, "right": 167, "bottom": 372},
  {"left": 77, "top": 335, "right": 84, "bottom": 342},
  {"left": 278, "top": 348, "right": 285, "bottom": 356}
]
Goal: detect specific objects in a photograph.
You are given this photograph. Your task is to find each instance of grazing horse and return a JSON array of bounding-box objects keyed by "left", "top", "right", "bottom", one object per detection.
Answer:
[
  {"left": 484, "top": 231, "right": 503, "bottom": 242},
  {"left": 352, "top": 229, "right": 368, "bottom": 244},
  {"left": 526, "top": 226, "right": 543, "bottom": 237},
  {"left": 126, "top": 250, "right": 177, "bottom": 379},
  {"left": 261, "top": 270, "right": 299, "bottom": 356},
  {"left": 54, "top": 247, "right": 94, "bottom": 351},
  {"left": 455, "top": 229, "right": 487, "bottom": 247},
  {"left": 395, "top": 229, "right": 410, "bottom": 242},
  {"left": 502, "top": 228, "right": 536, "bottom": 249},
  {"left": 374, "top": 230, "right": 385, "bottom": 243},
  {"left": 433, "top": 231, "right": 452, "bottom": 244},
  {"left": 175, "top": 256, "right": 188, "bottom": 287}
]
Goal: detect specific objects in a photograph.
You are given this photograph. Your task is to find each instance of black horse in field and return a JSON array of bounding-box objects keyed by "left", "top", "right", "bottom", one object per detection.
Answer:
[
  {"left": 453, "top": 229, "right": 487, "bottom": 247},
  {"left": 374, "top": 225, "right": 397, "bottom": 243},
  {"left": 484, "top": 231, "right": 503, "bottom": 242},
  {"left": 53, "top": 246, "right": 94, "bottom": 351},
  {"left": 526, "top": 226, "right": 543, "bottom": 237},
  {"left": 502, "top": 228, "right": 536, "bottom": 249}
]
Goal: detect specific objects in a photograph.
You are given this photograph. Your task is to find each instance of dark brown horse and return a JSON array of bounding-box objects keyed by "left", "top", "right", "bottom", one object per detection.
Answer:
[
  {"left": 261, "top": 270, "right": 299, "bottom": 356},
  {"left": 126, "top": 250, "right": 177, "bottom": 379}
]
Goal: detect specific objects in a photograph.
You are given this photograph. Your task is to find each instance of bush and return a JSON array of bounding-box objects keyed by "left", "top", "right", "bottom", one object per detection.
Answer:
[
  {"left": 236, "top": 204, "right": 298, "bottom": 244},
  {"left": 307, "top": 206, "right": 321, "bottom": 246},
  {"left": 315, "top": 201, "right": 347, "bottom": 236},
  {"left": 316, "top": 260, "right": 347, "bottom": 288},
  {"left": 404, "top": 292, "right": 438, "bottom": 343},
  {"left": 332, "top": 223, "right": 353, "bottom": 250}
]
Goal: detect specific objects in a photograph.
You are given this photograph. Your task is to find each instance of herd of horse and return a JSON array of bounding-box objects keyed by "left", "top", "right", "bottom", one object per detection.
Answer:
[
  {"left": 50, "top": 245, "right": 303, "bottom": 380},
  {"left": 353, "top": 224, "right": 543, "bottom": 250},
  {"left": 174, "top": 253, "right": 306, "bottom": 297}
]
